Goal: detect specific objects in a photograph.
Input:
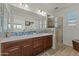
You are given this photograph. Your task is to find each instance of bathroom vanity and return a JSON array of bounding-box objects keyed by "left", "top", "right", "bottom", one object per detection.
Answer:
[
  {"left": 1, "top": 33, "right": 53, "bottom": 56},
  {"left": 0, "top": 4, "right": 53, "bottom": 56}
]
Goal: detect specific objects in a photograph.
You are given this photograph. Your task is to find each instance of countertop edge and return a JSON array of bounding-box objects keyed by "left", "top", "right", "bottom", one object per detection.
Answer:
[{"left": 0, "top": 33, "right": 53, "bottom": 43}]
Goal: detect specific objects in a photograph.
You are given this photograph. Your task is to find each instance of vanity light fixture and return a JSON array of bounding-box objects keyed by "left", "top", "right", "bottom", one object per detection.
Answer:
[
  {"left": 37, "top": 10, "right": 47, "bottom": 16},
  {"left": 19, "top": 3, "right": 30, "bottom": 10},
  {"left": 25, "top": 4, "right": 29, "bottom": 8}
]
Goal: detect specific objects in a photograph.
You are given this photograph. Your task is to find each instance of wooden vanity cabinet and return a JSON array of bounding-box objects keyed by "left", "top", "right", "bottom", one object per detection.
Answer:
[
  {"left": 21, "top": 39, "right": 33, "bottom": 56},
  {"left": 43, "top": 35, "right": 52, "bottom": 51},
  {"left": 22, "top": 45, "right": 33, "bottom": 56},
  {"left": 3, "top": 46, "right": 21, "bottom": 56},
  {"left": 33, "top": 37, "right": 43, "bottom": 55},
  {"left": 1, "top": 41, "right": 22, "bottom": 56},
  {"left": 1, "top": 39, "right": 33, "bottom": 56},
  {"left": 1, "top": 35, "right": 52, "bottom": 56}
]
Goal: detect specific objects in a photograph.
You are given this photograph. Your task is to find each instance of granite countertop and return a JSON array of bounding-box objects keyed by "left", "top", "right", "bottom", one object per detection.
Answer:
[
  {"left": 73, "top": 40, "right": 79, "bottom": 42},
  {"left": 1, "top": 33, "right": 53, "bottom": 43}
]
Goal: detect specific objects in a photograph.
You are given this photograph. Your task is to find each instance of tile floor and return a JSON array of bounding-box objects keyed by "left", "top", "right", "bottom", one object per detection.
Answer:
[{"left": 38, "top": 45, "right": 79, "bottom": 56}]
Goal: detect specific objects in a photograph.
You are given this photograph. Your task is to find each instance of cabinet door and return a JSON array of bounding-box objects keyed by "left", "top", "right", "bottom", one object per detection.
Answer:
[
  {"left": 33, "top": 37, "right": 43, "bottom": 55},
  {"left": 44, "top": 35, "right": 52, "bottom": 50},
  {"left": 33, "top": 38, "right": 43, "bottom": 48},
  {"left": 33, "top": 46, "right": 43, "bottom": 56},
  {"left": 4, "top": 46, "right": 21, "bottom": 56},
  {"left": 47, "top": 36, "right": 52, "bottom": 48},
  {"left": 22, "top": 45, "right": 33, "bottom": 56}
]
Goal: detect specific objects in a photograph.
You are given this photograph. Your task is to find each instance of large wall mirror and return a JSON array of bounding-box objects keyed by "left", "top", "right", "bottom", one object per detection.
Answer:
[
  {"left": 2, "top": 3, "right": 46, "bottom": 32},
  {"left": 0, "top": 4, "right": 4, "bottom": 37}
]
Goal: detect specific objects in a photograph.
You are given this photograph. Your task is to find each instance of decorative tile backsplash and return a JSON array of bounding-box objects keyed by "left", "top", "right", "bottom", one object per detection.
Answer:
[{"left": 5, "top": 31, "right": 37, "bottom": 37}]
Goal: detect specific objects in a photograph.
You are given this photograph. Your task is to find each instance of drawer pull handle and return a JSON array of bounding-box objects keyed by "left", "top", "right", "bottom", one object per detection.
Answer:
[
  {"left": 9, "top": 48, "right": 19, "bottom": 51},
  {"left": 24, "top": 45, "right": 30, "bottom": 47}
]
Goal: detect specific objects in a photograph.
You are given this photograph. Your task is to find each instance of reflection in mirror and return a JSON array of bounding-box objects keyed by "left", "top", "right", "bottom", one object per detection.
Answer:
[
  {"left": 25, "top": 21, "right": 30, "bottom": 26},
  {"left": 1, "top": 3, "right": 46, "bottom": 38},
  {"left": 0, "top": 4, "right": 4, "bottom": 37},
  {"left": 14, "top": 24, "right": 16, "bottom": 29},
  {"left": 16, "top": 24, "right": 22, "bottom": 29},
  {"left": 25, "top": 21, "right": 34, "bottom": 26},
  {"left": 8, "top": 24, "right": 11, "bottom": 29}
]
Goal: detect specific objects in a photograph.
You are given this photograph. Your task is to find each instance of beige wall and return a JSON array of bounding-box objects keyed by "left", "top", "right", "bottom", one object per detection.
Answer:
[{"left": 55, "top": 4, "right": 79, "bottom": 46}]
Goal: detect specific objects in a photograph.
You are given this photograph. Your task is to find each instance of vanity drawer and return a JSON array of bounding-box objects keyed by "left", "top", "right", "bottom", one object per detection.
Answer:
[
  {"left": 33, "top": 37, "right": 43, "bottom": 48},
  {"left": 33, "top": 46, "right": 43, "bottom": 55},
  {"left": 20, "top": 39, "right": 33, "bottom": 46},
  {"left": 1, "top": 41, "right": 20, "bottom": 49}
]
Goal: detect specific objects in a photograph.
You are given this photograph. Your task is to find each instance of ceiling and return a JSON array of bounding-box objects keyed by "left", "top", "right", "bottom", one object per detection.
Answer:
[
  {"left": 10, "top": 3, "right": 76, "bottom": 15},
  {"left": 26, "top": 3, "right": 73, "bottom": 15}
]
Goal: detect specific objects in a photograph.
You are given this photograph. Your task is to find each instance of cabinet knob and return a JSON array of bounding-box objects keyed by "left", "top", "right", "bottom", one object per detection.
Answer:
[{"left": 23, "top": 45, "right": 30, "bottom": 47}]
